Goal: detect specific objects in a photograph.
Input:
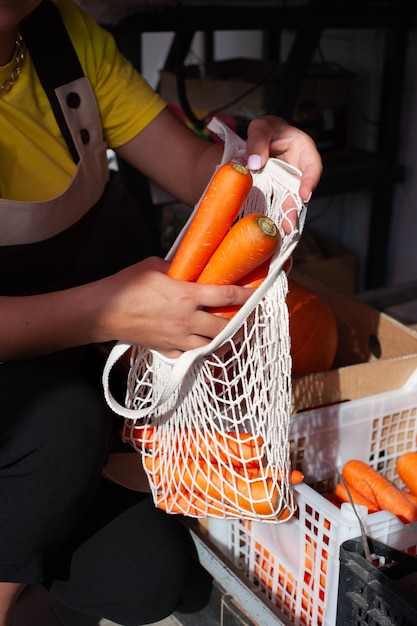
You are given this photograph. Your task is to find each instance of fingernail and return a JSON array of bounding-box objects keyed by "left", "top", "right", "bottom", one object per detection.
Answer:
[
  {"left": 302, "top": 191, "right": 312, "bottom": 203},
  {"left": 247, "top": 154, "right": 262, "bottom": 170}
]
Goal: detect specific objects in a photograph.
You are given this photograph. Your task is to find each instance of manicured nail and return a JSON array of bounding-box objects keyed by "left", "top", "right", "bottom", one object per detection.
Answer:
[
  {"left": 302, "top": 191, "right": 312, "bottom": 203},
  {"left": 247, "top": 154, "right": 262, "bottom": 170}
]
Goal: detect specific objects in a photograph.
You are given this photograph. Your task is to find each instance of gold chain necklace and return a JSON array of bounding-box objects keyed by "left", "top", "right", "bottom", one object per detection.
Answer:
[{"left": 0, "top": 34, "right": 25, "bottom": 95}]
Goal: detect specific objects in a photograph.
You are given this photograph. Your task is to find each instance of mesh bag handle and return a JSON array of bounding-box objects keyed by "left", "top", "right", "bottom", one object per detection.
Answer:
[{"left": 103, "top": 118, "right": 307, "bottom": 521}]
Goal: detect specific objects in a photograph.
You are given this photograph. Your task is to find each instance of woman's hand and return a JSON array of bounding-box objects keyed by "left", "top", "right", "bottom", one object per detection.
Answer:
[
  {"left": 117, "top": 109, "right": 322, "bottom": 214},
  {"left": 0, "top": 258, "right": 253, "bottom": 361},
  {"left": 96, "top": 257, "right": 254, "bottom": 357},
  {"left": 245, "top": 115, "right": 323, "bottom": 204}
]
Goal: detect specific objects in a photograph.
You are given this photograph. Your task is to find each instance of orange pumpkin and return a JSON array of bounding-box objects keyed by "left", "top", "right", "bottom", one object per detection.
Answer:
[{"left": 287, "top": 279, "right": 338, "bottom": 378}]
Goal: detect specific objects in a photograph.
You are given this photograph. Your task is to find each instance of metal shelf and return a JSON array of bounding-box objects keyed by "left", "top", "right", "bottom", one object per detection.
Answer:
[{"left": 109, "top": 0, "right": 416, "bottom": 289}]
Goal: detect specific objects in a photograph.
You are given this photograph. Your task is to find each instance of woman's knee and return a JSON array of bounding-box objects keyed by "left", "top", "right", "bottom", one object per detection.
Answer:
[
  {"left": 48, "top": 486, "right": 212, "bottom": 624},
  {"left": 0, "top": 360, "right": 112, "bottom": 565},
  {"left": 0, "top": 359, "right": 111, "bottom": 471}
]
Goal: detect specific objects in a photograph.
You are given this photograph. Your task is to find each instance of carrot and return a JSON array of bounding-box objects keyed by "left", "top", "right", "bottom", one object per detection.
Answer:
[
  {"left": 277, "top": 505, "right": 294, "bottom": 521},
  {"left": 289, "top": 469, "right": 304, "bottom": 485},
  {"left": 123, "top": 424, "right": 265, "bottom": 468},
  {"left": 145, "top": 454, "right": 276, "bottom": 517},
  {"left": 157, "top": 489, "right": 242, "bottom": 517},
  {"left": 189, "top": 430, "right": 265, "bottom": 468},
  {"left": 207, "top": 255, "right": 292, "bottom": 318},
  {"left": 181, "top": 459, "right": 279, "bottom": 516},
  {"left": 196, "top": 213, "right": 281, "bottom": 285},
  {"left": 167, "top": 162, "right": 253, "bottom": 281},
  {"left": 135, "top": 425, "right": 301, "bottom": 485},
  {"left": 342, "top": 459, "right": 417, "bottom": 524},
  {"left": 143, "top": 455, "right": 228, "bottom": 516},
  {"left": 334, "top": 481, "right": 380, "bottom": 513},
  {"left": 341, "top": 461, "right": 383, "bottom": 508},
  {"left": 143, "top": 449, "right": 295, "bottom": 517},
  {"left": 403, "top": 490, "right": 417, "bottom": 508},
  {"left": 261, "top": 466, "right": 304, "bottom": 485},
  {"left": 235, "top": 255, "right": 273, "bottom": 287},
  {"left": 207, "top": 255, "right": 273, "bottom": 318},
  {"left": 397, "top": 451, "right": 417, "bottom": 496}
]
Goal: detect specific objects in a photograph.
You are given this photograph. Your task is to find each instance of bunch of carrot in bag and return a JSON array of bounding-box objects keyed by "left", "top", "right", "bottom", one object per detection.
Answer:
[
  {"left": 167, "top": 161, "right": 280, "bottom": 308},
  {"left": 121, "top": 161, "right": 304, "bottom": 519}
]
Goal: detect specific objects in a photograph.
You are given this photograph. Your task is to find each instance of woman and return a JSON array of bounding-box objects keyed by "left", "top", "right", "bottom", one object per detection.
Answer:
[{"left": 0, "top": 1, "right": 322, "bottom": 624}]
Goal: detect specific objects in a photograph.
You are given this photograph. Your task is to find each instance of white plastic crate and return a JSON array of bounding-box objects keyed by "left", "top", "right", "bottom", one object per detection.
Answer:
[{"left": 207, "top": 369, "right": 417, "bottom": 626}]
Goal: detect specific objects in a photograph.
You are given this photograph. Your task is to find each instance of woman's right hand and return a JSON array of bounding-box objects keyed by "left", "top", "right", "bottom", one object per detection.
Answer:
[
  {"left": 93, "top": 257, "right": 254, "bottom": 357},
  {"left": 0, "top": 257, "right": 253, "bottom": 362}
]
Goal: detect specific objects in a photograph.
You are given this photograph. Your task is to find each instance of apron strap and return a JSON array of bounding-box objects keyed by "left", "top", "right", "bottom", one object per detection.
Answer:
[{"left": 20, "top": 0, "right": 85, "bottom": 164}]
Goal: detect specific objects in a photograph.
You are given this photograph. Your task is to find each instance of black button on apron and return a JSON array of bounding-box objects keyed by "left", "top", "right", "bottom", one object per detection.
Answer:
[{"left": 66, "top": 92, "right": 81, "bottom": 108}]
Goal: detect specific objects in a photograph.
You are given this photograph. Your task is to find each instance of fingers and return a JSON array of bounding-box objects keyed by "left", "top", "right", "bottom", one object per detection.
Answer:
[
  {"left": 196, "top": 283, "right": 255, "bottom": 310},
  {"left": 156, "top": 281, "right": 255, "bottom": 356},
  {"left": 160, "top": 308, "right": 230, "bottom": 358},
  {"left": 281, "top": 203, "right": 299, "bottom": 235},
  {"left": 245, "top": 115, "right": 323, "bottom": 203},
  {"left": 298, "top": 166, "right": 322, "bottom": 204},
  {"left": 245, "top": 116, "right": 278, "bottom": 170}
]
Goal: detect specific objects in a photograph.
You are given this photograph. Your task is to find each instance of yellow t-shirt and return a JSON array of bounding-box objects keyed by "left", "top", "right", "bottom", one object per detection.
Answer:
[{"left": 0, "top": 0, "right": 167, "bottom": 201}]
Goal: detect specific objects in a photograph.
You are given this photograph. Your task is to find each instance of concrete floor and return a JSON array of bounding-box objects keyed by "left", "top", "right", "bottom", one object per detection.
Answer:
[{"left": 11, "top": 585, "right": 180, "bottom": 626}]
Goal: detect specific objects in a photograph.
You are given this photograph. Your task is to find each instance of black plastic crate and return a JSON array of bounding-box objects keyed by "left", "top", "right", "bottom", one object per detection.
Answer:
[{"left": 337, "top": 536, "right": 417, "bottom": 626}]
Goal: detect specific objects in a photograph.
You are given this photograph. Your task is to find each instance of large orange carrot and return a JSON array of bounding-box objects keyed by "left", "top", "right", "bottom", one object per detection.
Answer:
[
  {"left": 403, "top": 490, "right": 417, "bottom": 508},
  {"left": 334, "top": 481, "right": 380, "bottom": 513},
  {"left": 397, "top": 451, "right": 417, "bottom": 496},
  {"left": 288, "top": 469, "right": 305, "bottom": 485},
  {"left": 207, "top": 255, "right": 273, "bottom": 318},
  {"left": 342, "top": 459, "right": 417, "bottom": 524},
  {"left": 197, "top": 213, "right": 280, "bottom": 285},
  {"left": 167, "top": 162, "right": 253, "bottom": 281},
  {"left": 235, "top": 255, "right": 274, "bottom": 287},
  {"left": 189, "top": 430, "right": 265, "bottom": 468}
]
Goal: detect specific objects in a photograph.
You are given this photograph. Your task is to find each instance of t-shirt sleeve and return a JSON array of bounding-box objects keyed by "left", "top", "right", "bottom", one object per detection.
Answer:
[{"left": 61, "top": 0, "right": 167, "bottom": 149}]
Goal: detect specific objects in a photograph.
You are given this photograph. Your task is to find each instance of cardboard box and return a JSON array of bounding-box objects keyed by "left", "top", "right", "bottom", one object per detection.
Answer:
[
  {"left": 290, "top": 269, "right": 417, "bottom": 412},
  {"left": 160, "top": 58, "right": 280, "bottom": 119},
  {"left": 292, "top": 231, "right": 357, "bottom": 294},
  {"left": 160, "top": 58, "right": 351, "bottom": 152}
]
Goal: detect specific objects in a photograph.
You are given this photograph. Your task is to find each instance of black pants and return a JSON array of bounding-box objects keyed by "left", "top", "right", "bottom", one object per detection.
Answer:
[
  {"left": 0, "top": 355, "right": 212, "bottom": 625},
  {"left": 0, "top": 174, "right": 211, "bottom": 624}
]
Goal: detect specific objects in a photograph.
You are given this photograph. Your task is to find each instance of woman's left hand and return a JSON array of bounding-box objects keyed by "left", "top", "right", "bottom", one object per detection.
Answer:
[{"left": 245, "top": 114, "right": 322, "bottom": 204}]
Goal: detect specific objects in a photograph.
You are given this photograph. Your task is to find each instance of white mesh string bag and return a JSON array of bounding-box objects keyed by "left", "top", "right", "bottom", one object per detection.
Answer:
[{"left": 103, "top": 118, "right": 307, "bottom": 522}]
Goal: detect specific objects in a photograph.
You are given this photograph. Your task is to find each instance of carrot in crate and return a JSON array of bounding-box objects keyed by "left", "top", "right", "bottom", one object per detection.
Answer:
[
  {"left": 342, "top": 459, "right": 417, "bottom": 524},
  {"left": 334, "top": 481, "right": 380, "bottom": 513},
  {"left": 397, "top": 451, "right": 417, "bottom": 496},
  {"left": 403, "top": 490, "right": 417, "bottom": 507}
]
